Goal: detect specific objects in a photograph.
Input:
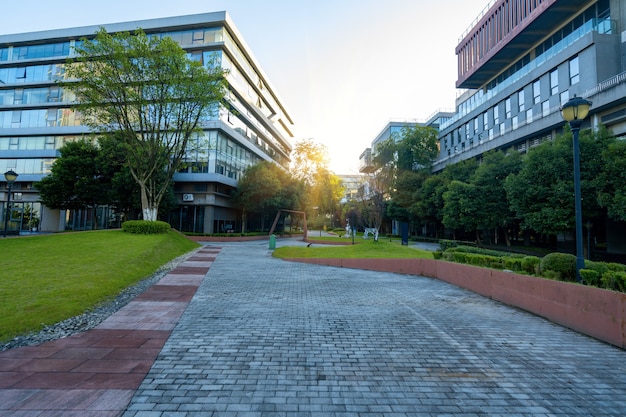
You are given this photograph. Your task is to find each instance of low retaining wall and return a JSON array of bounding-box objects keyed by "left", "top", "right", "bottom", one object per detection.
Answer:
[{"left": 285, "top": 257, "right": 626, "bottom": 349}]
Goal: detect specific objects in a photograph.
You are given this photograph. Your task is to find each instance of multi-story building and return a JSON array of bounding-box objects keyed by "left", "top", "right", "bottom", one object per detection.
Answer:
[
  {"left": 0, "top": 12, "right": 295, "bottom": 234},
  {"left": 436, "top": 0, "right": 625, "bottom": 172},
  {"left": 359, "top": 111, "right": 454, "bottom": 175}
]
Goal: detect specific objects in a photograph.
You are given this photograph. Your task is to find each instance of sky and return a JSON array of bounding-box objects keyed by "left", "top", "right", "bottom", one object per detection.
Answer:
[{"left": 1, "top": 0, "right": 490, "bottom": 174}]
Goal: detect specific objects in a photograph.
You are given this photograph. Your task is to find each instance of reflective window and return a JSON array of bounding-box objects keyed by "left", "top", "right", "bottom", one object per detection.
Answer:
[
  {"left": 518, "top": 90, "right": 525, "bottom": 112},
  {"left": 542, "top": 100, "right": 550, "bottom": 117},
  {"left": 533, "top": 80, "right": 541, "bottom": 104},
  {"left": 8, "top": 42, "right": 71, "bottom": 61},
  {"left": 550, "top": 69, "right": 559, "bottom": 95},
  {"left": 569, "top": 56, "right": 580, "bottom": 85}
]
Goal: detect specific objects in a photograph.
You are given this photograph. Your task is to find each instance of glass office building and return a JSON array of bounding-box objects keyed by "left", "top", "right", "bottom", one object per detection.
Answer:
[
  {"left": 437, "top": 0, "right": 626, "bottom": 171},
  {"left": 0, "top": 12, "right": 295, "bottom": 233}
]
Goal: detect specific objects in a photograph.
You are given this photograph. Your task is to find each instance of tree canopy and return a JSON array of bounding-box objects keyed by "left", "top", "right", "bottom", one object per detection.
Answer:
[{"left": 63, "top": 28, "right": 227, "bottom": 220}]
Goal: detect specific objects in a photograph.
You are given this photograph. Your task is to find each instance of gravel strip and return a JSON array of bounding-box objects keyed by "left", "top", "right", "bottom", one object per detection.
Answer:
[{"left": 1, "top": 248, "right": 199, "bottom": 351}]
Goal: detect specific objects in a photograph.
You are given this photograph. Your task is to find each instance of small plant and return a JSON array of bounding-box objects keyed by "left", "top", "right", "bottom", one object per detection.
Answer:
[
  {"left": 122, "top": 220, "right": 171, "bottom": 234},
  {"left": 579, "top": 269, "right": 600, "bottom": 286},
  {"left": 539, "top": 252, "right": 576, "bottom": 281},
  {"left": 521, "top": 256, "right": 541, "bottom": 275}
]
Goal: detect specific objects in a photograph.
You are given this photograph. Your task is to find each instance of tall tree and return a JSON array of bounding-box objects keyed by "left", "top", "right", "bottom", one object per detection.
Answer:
[
  {"left": 395, "top": 125, "right": 439, "bottom": 171},
  {"left": 470, "top": 151, "right": 522, "bottom": 245},
  {"left": 291, "top": 139, "right": 343, "bottom": 218},
  {"left": 63, "top": 28, "right": 227, "bottom": 221}
]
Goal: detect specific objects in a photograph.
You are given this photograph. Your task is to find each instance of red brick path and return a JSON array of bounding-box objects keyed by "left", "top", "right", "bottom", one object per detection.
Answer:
[{"left": 0, "top": 247, "right": 220, "bottom": 416}]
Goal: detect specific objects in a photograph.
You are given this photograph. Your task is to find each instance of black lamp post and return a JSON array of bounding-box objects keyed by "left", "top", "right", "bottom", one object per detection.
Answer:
[
  {"left": 560, "top": 95, "right": 592, "bottom": 283},
  {"left": 3, "top": 169, "right": 18, "bottom": 238}
]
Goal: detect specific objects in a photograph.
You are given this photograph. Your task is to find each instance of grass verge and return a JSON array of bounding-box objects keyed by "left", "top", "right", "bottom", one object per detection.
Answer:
[
  {"left": 0, "top": 230, "right": 199, "bottom": 343},
  {"left": 273, "top": 239, "right": 434, "bottom": 259}
]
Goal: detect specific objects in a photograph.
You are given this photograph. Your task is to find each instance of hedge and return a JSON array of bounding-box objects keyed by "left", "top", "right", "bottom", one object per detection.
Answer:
[{"left": 122, "top": 220, "right": 171, "bottom": 234}]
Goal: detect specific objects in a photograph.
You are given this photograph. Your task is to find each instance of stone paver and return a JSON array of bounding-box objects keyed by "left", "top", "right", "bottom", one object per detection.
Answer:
[
  {"left": 0, "top": 247, "right": 220, "bottom": 417},
  {"left": 123, "top": 242, "right": 626, "bottom": 416}
]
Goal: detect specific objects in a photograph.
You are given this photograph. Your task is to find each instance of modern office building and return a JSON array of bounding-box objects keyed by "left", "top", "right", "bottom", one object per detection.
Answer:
[
  {"left": 359, "top": 111, "right": 454, "bottom": 175},
  {"left": 436, "top": 0, "right": 625, "bottom": 172},
  {"left": 0, "top": 12, "right": 295, "bottom": 234}
]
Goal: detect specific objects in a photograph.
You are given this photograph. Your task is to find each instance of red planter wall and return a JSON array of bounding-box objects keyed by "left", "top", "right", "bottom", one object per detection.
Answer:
[{"left": 286, "top": 258, "right": 626, "bottom": 349}]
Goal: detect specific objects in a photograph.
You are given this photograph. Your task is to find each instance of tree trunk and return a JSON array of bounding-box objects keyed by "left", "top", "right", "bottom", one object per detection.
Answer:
[{"left": 139, "top": 184, "right": 158, "bottom": 221}]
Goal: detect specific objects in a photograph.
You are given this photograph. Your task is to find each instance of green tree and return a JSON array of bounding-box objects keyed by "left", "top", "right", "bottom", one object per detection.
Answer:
[
  {"left": 442, "top": 180, "right": 480, "bottom": 241},
  {"left": 232, "top": 161, "right": 305, "bottom": 231},
  {"left": 35, "top": 140, "right": 107, "bottom": 215},
  {"left": 291, "top": 139, "right": 344, "bottom": 221},
  {"left": 64, "top": 28, "right": 227, "bottom": 221},
  {"left": 395, "top": 125, "right": 439, "bottom": 171},
  {"left": 470, "top": 151, "right": 522, "bottom": 245},
  {"left": 412, "top": 174, "right": 448, "bottom": 237},
  {"left": 598, "top": 139, "right": 626, "bottom": 221},
  {"left": 505, "top": 139, "right": 573, "bottom": 235}
]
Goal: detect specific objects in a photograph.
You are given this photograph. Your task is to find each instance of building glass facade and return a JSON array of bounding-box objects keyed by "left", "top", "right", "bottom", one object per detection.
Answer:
[
  {"left": 437, "top": 0, "right": 626, "bottom": 171},
  {"left": 0, "top": 12, "right": 295, "bottom": 234}
]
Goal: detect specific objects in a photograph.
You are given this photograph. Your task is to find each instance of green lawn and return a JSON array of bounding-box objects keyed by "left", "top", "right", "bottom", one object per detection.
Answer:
[
  {"left": 273, "top": 239, "right": 434, "bottom": 259},
  {"left": 0, "top": 230, "right": 199, "bottom": 343}
]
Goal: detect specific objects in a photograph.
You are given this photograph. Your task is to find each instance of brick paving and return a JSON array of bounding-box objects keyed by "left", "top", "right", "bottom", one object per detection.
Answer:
[
  {"left": 2, "top": 240, "right": 626, "bottom": 416},
  {"left": 122, "top": 243, "right": 626, "bottom": 416},
  {"left": 0, "top": 246, "right": 220, "bottom": 416}
]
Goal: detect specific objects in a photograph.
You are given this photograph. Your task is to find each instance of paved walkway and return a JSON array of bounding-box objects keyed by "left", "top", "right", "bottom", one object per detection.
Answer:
[{"left": 1, "top": 239, "right": 626, "bottom": 416}]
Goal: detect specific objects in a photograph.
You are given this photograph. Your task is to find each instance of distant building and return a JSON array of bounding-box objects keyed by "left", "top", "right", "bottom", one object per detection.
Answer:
[
  {"left": 0, "top": 12, "right": 295, "bottom": 233},
  {"left": 337, "top": 174, "right": 362, "bottom": 203},
  {"left": 359, "top": 111, "right": 453, "bottom": 174},
  {"left": 436, "top": 0, "right": 625, "bottom": 172}
]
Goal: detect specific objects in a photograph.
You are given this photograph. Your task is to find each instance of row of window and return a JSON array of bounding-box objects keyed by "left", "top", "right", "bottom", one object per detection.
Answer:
[
  {"left": 0, "top": 86, "right": 74, "bottom": 105},
  {"left": 0, "top": 28, "right": 226, "bottom": 62},
  {"left": 0, "top": 158, "right": 54, "bottom": 175},
  {"left": 0, "top": 108, "right": 81, "bottom": 129},
  {"left": 442, "top": 56, "right": 579, "bottom": 153},
  {"left": 0, "top": 63, "right": 66, "bottom": 85},
  {"left": 449, "top": 7, "right": 610, "bottom": 129},
  {"left": 0, "top": 135, "right": 83, "bottom": 151}
]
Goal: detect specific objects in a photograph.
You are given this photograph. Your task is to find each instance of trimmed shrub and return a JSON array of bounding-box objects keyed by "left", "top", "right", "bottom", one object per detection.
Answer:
[
  {"left": 122, "top": 220, "right": 171, "bottom": 234},
  {"left": 601, "top": 271, "right": 626, "bottom": 292},
  {"left": 439, "top": 240, "right": 460, "bottom": 252},
  {"left": 503, "top": 257, "right": 523, "bottom": 272},
  {"left": 579, "top": 269, "right": 600, "bottom": 286},
  {"left": 433, "top": 251, "right": 443, "bottom": 260},
  {"left": 521, "top": 256, "right": 541, "bottom": 275},
  {"left": 448, "top": 245, "right": 524, "bottom": 258},
  {"left": 539, "top": 252, "right": 576, "bottom": 281}
]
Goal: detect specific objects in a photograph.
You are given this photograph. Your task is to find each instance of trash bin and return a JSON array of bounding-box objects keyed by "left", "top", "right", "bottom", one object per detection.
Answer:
[{"left": 269, "top": 234, "right": 276, "bottom": 250}]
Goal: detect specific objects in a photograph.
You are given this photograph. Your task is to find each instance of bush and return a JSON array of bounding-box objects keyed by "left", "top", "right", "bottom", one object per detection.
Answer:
[
  {"left": 122, "top": 220, "right": 171, "bottom": 234},
  {"left": 503, "top": 257, "right": 522, "bottom": 272},
  {"left": 601, "top": 271, "right": 626, "bottom": 292},
  {"left": 539, "top": 252, "right": 576, "bottom": 281},
  {"left": 439, "top": 240, "right": 460, "bottom": 252},
  {"left": 579, "top": 269, "right": 600, "bottom": 286},
  {"left": 521, "top": 256, "right": 541, "bottom": 275}
]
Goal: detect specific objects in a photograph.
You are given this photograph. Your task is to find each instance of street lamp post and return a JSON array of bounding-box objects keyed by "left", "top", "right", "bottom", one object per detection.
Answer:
[
  {"left": 560, "top": 95, "right": 592, "bottom": 283},
  {"left": 3, "top": 169, "right": 18, "bottom": 238}
]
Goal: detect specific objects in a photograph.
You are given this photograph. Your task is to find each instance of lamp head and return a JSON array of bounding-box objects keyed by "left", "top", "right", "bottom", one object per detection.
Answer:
[
  {"left": 561, "top": 95, "right": 592, "bottom": 122},
  {"left": 4, "top": 169, "right": 18, "bottom": 184}
]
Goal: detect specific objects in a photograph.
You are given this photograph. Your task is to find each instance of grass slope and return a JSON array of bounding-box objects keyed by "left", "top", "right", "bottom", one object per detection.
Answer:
[{"left": 0, "top": 230, "right": 199, "bottom": 343}]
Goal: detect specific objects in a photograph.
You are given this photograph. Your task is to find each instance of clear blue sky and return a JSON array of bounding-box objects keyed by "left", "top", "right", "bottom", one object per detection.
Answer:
[{"left": 2, "top": 0, "right": 489, "bottom": 173}]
